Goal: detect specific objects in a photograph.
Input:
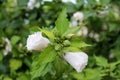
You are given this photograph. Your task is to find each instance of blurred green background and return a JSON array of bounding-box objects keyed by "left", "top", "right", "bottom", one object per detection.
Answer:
[{"left": 0, "top": 0, "right": 120, "bottom": 80}]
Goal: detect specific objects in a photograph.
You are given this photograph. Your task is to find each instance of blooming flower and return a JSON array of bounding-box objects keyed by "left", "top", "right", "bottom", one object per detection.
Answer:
[
  {"left": 27, "top": 0, "right": 40, "bottom": 10},
  {"left": 73, "top": 12, "right": 84, "bottom": 21},
  {"left": 77, "top": 26, "right": 88, "bottom": 37},
  {"left": 3, "top": 38, "right": 12, "bottom": 56},
  {"left": 26, "top": 32, "right": 50, "bottom": 50},
  {"left": 62, "top": 0, "right": 77, "bottom": 4},
  {"left": 64, "top": 52, "right": 88, "bottom": 72}
]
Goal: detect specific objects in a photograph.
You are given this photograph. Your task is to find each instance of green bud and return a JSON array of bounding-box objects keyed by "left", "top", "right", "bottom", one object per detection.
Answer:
[
  {"left": 63, "top": 40, "right": 71, "bottom": 47},
  {"left": 55, "top": 44, "right": 61, "bottom": 51}
]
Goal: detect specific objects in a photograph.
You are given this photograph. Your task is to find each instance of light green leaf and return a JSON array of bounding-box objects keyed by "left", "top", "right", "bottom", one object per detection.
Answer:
[
  {"left": 9, "top": 59, "right": 22, "bottom": 71},
  {"left": 40, "top": 29, "right": 55, "bottom": 39},
  {"left": 3, "top": 77, "right": 12, "bottom": 80},
  {"left": 109, "top": 61, "right": 120, "bottom": 72},
  {"left": 31, "top": 46, "right": 57, "bottom": 79},
  {"left": 63, "top": 47, "right": 81, "bottom": 52},
  {"left": 70, "top": 37, "right": 91, "bottom": 48},
  {"left": 63, "top": 27, "right": 80, "bottom": 36},
  {"left": 71, "top": 69, "right": 101, "bottom": 80},
  {"left": 94, "top": 56, "right": 108, "bottom": 67},
  {"left": 55, "top": 8, "right": 69, "bottom": 35},
  {"left": 11, "top": 36, "right": 20, "bottom": 45},
  {"left": 16, "top": 74, "right": 30, "bottom": 80}
]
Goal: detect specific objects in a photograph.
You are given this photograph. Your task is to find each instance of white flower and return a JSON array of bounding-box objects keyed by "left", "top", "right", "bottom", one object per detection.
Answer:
[
  {"left": 26, "top": 32, "right": 50, "bottom": 50},
  {"left": 73, "top": 12, "right": 84, "bottom": 21},
  {"left": 77, "top": 26, "right": 88, "bottom": 36},
  {"left": 64, "top": 52, "right": 88, "bottom": 72},
  {"left": 70, "top": 20, "right": 78, "bottom": 27},
  {"left": 94, "top": 33, "right": 100, "bottom": 42},
  {"left": 27, "top": 0, "right": 40, "bottom": 10},
  {"left": 3, "top": 38, "right": 12, "bottom": 56},
  {"left": 43, "top": 0, "right": 53, "bottom": 2},
  {"left": 62, "top": 0, "right": 77, "bottom": 4}
]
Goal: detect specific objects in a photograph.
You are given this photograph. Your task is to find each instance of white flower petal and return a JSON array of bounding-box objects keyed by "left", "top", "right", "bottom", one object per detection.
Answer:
[
  {"left": 73, "top": 12, "right": 84, "bottom": 21},
  {"left": 26, "top": 32, "right": 50, "bottom": 51},
  {"left": 64, "top": 52, "right": 88, "bottom": 72}
]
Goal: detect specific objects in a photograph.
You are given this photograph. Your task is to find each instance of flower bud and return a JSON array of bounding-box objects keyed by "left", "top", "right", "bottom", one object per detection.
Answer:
[
  {"left": 26, "top": 32, "right": 50, "bottom": 51},
  {"left": 64, "top": 52, "right": 88, "bottom": 72},
  {"left": 63, "top": 40, "right": 71, "bottom": 47}
]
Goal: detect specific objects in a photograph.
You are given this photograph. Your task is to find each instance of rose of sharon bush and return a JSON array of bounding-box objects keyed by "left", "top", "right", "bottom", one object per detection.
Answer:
[
  {"left": 26, "top": 32, "right": 50, "bottom": 50},
  {"left": 64, "top": 52, "right": 88, "bottom": 72}
]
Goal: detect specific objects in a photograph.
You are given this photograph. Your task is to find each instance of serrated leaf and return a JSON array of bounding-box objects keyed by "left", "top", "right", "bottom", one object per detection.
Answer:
[
  {"left": 55, "top": 8, "right": 69, "bottom": 35},
  {"left": 31, "top": 46, "right": 57, "bottom": 79},
  {"left": 70, "top": 37, "right": 91, "bottom": 48},
  {"left": 109, "top": 61, "right": 120, "bottom": 72},
  {"left": 94, "top": 56, "right": 108, "bottom": 67},
  {"left": 63, "top": 27, "right": 80, "bottom": 36},
  {"left": 40, "top": 29, "right": 55, "bottom": 39}
]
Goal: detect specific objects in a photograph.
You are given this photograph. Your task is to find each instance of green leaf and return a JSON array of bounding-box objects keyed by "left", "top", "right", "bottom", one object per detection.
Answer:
[
  {"left": 71, "top": 69, "right": 101, "bottom": 80},
  {"left": 3, "top": 77, "right": 12, "bottom": 80},
  {"left": 40, "top": 29, "right": 55, "bottom": 39},
  {"left": 16, "top": 74, "right": 30, "bottom": 80},
  {"left": 111, "top": 49, "right": 120, "bottom": 60},
  {"left": 29, "top": 27, "right": 40, "bottom": 34},
  {"left": 17, "top": 0, "right": 28, "bottom": 6},
  {"left": 55, "top": 8, "right": 69, "bottom": 35},
  {"left": 11, "top": 35, "right": 20, "bottom": 45},
  {"left": 31, "top": 46, "right": 57, "bottom": 79},
  {"left": 94, "top": 56, "right": 108, "bottom": 67},
  {"left": 70, "top": 37, "right": 91, "bottom": 48},
  {"left": 109, "top": 61, "right": 120, "bottom": 72},
  {"left": 63, "top": 27, "right": 80, "bottom": 36},
  {"left": 9, "top": 59, "right": 22, "bottom": 71},
  {"left": 53, "top": 56, "right": 66, "bottom": 77},
  {"left": 63, "top": 47, "right": 81, "bottom": 52},
  {"left": 0, "top": 52, "right": 3, "bottom": 61}
]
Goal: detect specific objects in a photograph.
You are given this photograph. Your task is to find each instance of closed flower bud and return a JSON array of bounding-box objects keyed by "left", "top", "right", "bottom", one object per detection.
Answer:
[
  {"left": 63, "top": 40, "right": 71, "bottom": 46},
  {"left": 26, "top": 32, "right": 50, "bottom": 51},
  {"left": 64, "top": 52, "right": 88, "bottom": 72}
]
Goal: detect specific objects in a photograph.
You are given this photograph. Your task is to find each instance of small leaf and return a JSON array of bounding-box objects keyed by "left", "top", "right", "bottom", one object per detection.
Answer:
[
  {"left": 63, "top": 27, "right": 80, "bottom": 36},
  {"left": 70, "top": 37, "right": 91, "bottom": 48},
  {"left": 55, "top": 8, "right": 69, "bottom": 35},
  {"left": 40, "top": 29, "right": 55, "bottom": 39},
  {"left": 29, "top": 27, "right": 40, "bottom": 34},
  {"left": 31, "top": 46, "right": 57, "bottom": 79},
  {"left": 63, "top": 47, "right": 81, "bottom": 52},
  {"left": 11, "top": 35, "right": 20, "bottom": 45}
]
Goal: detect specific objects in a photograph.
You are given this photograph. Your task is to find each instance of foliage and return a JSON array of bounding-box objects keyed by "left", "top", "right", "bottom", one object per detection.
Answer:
[{"left": 0, "top": 0, "right": 120, "bottom": 80}]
